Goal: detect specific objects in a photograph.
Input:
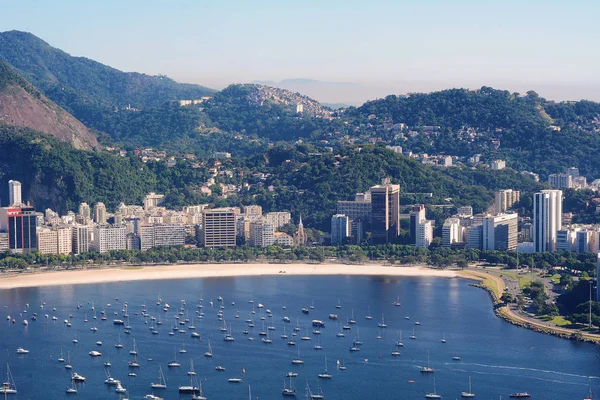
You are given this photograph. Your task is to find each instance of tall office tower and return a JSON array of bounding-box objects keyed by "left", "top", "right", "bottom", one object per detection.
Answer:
[
  {"left": 482, "top": 213, "right": 518, "bottom": 251},
  {"left": 78, "top": 202, "right": 91, "bottom": 220},
  {"left": 370, "top": 180, "right": 400, "bottom": 244},
  {"left": 409, "top": 204, "right": 426, "bottom": 245},
  {"left": 0, "top": 206, "right": 37, "bottom": 253},
  {"left": 494, "top": 189, "right": 521, "bottom": 214},
  {"left": 71, "top": 225, "right": 90, "bottom": 255},
  {"left": 93, "top": 202, "right": 107, "bottom": 224},
  {"left": 533, "top": 190, "right": 563, "bottom": 252},
  {"left": 8, "top": 180, "right": 22, "bottom": 206},
  {"left": 330, "top": 214, "right": 350, "bottom": 246},
  {"left": 202, "top": 208, "right": 237, "bottom": 248}
]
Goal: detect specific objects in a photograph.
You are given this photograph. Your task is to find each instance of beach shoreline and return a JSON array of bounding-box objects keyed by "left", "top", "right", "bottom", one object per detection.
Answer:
[{"left": 0, "top": 262, "right": 457, "bottom": 290}]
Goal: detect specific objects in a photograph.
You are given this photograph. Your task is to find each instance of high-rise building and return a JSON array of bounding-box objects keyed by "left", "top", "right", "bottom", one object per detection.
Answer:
[
  {"left": 264, "top": 212, "right": 292, "bottom": 230},
  {"left": 144, "top": 192, "right": 165, "bottom": 210},
  {"left": 92, "top": 225, "right": 126, "bottom": 253},
  {"left": 337, "top": 192, "right": 372, "bottom": 224},
  {"left": 93, "top": 202, "right": 107, "bottom": 224},
  {"left": 140, "top": 224, "right": 186, "bottom": 251},
  {"left": 8, "top": 180, "right": 22, "bottom": 206},
  {"left": 72, "top": 225, "right": 90, "bottom": 255},
  {"left": 467, "top": 224, "right": 483, "bottom": 249},
  {"left": 0, "top": 206, "right": 37, "bottom": 253},
  {"left": 330, "top": 214, "right": 350, "bottom": 246},
  {"left": 370, "top": 180, "right": 400, "bottom": 244},
  {"left": 566, "top": 167, "right": 580, "bottom": 178},
  {"left": 243, "top": 205, "right": 263, "bottom": 217},
  {"left": 533, "top": 190, "right": 563, "bottom": 252},
  {"left": 482, "top": 213, "right": 518, "bottom": 251},
  {"left": 548, "top": 173, "right": 573, "bottom": 189},
  {"left": 249, "top": 220, "right": 275, "bottom": 247},
  {"left": 416, "top": 220, "right": 433, "bottom": 248},
  {"left": 0, "top": 232, "right": 8, "bottom": 252},
  {"left": 576, "top": 231, "right": 591, "bottom": 254},
  {"left": 410, "top": 205, "right": 426, "bottom": 245},
  {"left": 78, "top": 202, "right": 91, "bottom": 220},
  {"left": 442, "top": 218, "right": 463, "bottom": 247},
  {"left": 490, "top": 160, "right": 506, "bottom": 170},
  {"left": 37, "top": 227, "right": 58, "bottom": 254},
  {"left": 202, "top": 208, "right": 237, "bottom": 248},
  {"left": 556, "top": 229, "right": 574, "bottom": 252},
  {"left": 494, "top": 189, "right": 521, "bottom": 214}
]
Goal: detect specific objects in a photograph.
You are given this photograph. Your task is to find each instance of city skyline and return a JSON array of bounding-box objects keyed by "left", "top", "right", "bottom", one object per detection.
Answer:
[{"left": 2, "top": 1, "right": 600, "bottom": 103}]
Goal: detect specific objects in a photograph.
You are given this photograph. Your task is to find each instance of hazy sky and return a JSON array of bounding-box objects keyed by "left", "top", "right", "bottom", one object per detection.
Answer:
[{"left": 2, "top": 0, "right": 599, "bottom": 103}]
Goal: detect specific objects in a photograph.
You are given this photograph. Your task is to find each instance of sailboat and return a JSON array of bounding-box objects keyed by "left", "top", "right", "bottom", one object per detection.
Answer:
[
  {"left": 1, "top": 364, "right": 17, "bottom": 394},
  {"left": 441, "top": 332, "right": 447, "bottom": 344},
  {"left": 179, "top": 374, "right": 200, "bottom": 393},
  {"left": 66, "top": 377, "right": 78, "bottom": 394},
  {"left": 188, "top": 360, "right": 197, "bottom": 376},
  {"left": 168, "top": 349, "right": 181, "bottom": 367},
  {"left": 393, "top": 294, "right": 401, "bottom": 306},
  {"left": 337, "top": 359, "right": 347, "bottom": 371},
  {"left": 151, "top": 366, "right": 167, "bottom": 389},
  {"left": 130, "top": 339, "right": 138, "bottom": 355},
  {"left": 65, "top": 351, "right": 73, "bottom": 369},
  {"left": 461, "top": 376, "right": 475, "bottom": 398},
  {"left": 410, "top": 327, "right": 417, "bottom": 340},
  {"left": 191, "top": 382, "right": 207, "bottom": 400},
  {"left": 204, "top": 340, "right": 213, "bottom": 357},
  {"left": 365, "top": 306, "right": 373, "bottom": 320},
  {"left": 377, "top": 313, "right": 387, "bottom": 328},
  {"left": 282, "top": 376, "right": 296, "bottom": 396},
  {"left": 397, "top": 330, "right": 404, "bottom": 347},
  {"left": 348, "top": 309, "right": 356, "bottom": 324},
  {"left": 115, "top": 334, "right": 124, "bottom": 348},
  {"left": 307, "top": 381, "right": 324, "bottom": 400},
  {"left": 58, "top": 347, "right": 66, "bottom": 362},
  {"left": 317, "top": 356, "right": 332, "bottom": 379},
  {"left": 425, "top": 377, "right": 442, "bottom": 399},
  {"left": 420, "top": 351, "right": 434, "bottom": 373},
  {"left": 391, "top": 343, "right": 401, "bottom": 356},
  {"left": 583, "top": 377, "right": 593, "bottom": 400},
  {"left": 292, "top": 347, "right": 304, "bottom": 364}
]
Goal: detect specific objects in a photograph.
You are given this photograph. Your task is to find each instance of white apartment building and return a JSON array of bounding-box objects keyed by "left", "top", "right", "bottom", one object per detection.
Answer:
[
  {"left": 482, "top": 213, "right": 518, "bottom": 251},
  {"left": 331, "top": 214, "right": 350, "bottom": 246},
  {"left": 274, "top": 232, "right": 294, "bottom": 247},
  {"left": 533, "top": 190, "right": 563, "bottom": 252},
  {"left": 442, "top": 218, "right": 463, "bottom": 247},
  {"left": 495, "top": 189, "right": 520, "bottom": 214},
  {"left": 140, "top": 224, "right": 186, "bottom": 251},
  {"left": 490, "top": 160, "right": 506, "bottom": 170},
  {"left": 92, "top": 225, "right": 126, "bottom": 253},
  {"left": 264, "top": 212, "right": 291, "bottom": 230},
  {"left": 416, "top": 220, "right": 433, "bottom": 248}
]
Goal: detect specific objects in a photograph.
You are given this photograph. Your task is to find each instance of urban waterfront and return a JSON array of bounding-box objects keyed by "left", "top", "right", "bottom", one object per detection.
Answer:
[{"left": 1, "top": 275, "right": 598, "bottom": 399}]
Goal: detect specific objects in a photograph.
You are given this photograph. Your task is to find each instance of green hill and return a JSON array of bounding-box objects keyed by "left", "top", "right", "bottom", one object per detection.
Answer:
[{"left": 0, "top": 30, "right": 215, "bottom": 122}]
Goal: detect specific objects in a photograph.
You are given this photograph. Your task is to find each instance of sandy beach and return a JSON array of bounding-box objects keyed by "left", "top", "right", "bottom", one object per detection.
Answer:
[{"left": 0, "top": 263, "right": 456, "bottom": 290}]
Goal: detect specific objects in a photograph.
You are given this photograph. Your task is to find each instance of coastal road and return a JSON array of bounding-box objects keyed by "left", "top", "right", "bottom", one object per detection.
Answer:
[{"left": 461, "top": 268, "right": 600, "bottom": 342}]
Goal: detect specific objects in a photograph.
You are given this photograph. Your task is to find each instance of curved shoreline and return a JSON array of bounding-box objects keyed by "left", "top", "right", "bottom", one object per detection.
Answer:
[
  {"left": 460, "top": 269, "right": 600, "bottom": 344},
  {"left": 0, "top": 262, "right": 456, "bottom": 290}
]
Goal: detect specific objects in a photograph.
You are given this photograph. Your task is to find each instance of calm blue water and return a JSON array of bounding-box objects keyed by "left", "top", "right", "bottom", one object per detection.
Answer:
[{"left": 1, "top": 275, "right": 599, "bottom": 400}]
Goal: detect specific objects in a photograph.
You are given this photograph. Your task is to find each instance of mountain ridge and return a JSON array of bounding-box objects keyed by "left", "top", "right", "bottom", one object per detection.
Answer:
[{"left": 0, "top": 60, "right": 99, "bottom": 150}]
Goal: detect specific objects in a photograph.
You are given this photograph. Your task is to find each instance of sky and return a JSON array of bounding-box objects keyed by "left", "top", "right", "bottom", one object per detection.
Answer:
[{"left": 1, "top": 0, "right": 600, "bottom": 103}]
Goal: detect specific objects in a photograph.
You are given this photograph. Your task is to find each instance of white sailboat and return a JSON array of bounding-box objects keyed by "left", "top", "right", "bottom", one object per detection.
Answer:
[
  {"left": 377, "top": 313, "right": 387, "bottom": 328},
  {"left": 167, "top": 349, "right": 181, "bottom": 367},
  {"left": 317, "top": 356, "right": 332, "bottom": 379},
  {"left": 425, "top": 377, "right": 442, "bottom": 399},
  {"left": 58, "top": 347, "right": 65, "bottom": 362},
  {"left": 365, "top": 306, "right": 373, "bottom": 320},
  {"left": 292, "top": 347, "right": 304, "bottom": 364},
  {"left": 130, "top": 339, "right": 138, "bottom": 355},
  {"left": 191, "top": 382, "right": 207, "bottom": 400},
  {"left": 420, "top": 351, "right": 434, "bottom": 373},
  {"left": 1, "top": 364, "right": 17, "bottom": 394},
  {"left": 393, "top": 294, "right": 401, "bottom": 306},
  {"left": 282, "top": 375, "right": 296, "bottom": 396},
  {"left": 65, "top": 351, "right": 73, "bottom": 369},
  {"left": 204, "top": 340, "right": 213, "bottom": 357},
  {"left": 188, "top": 360, "right": 197, "bottom": 376},
  {"left": 66, "top": 377, "right": 77, "bottom": 394},
  {"left": 151, "top": 366, "right": 167, "bottom": 389},
  {"left": 460, "top": 376, "right": 475, "bottom": 398}
]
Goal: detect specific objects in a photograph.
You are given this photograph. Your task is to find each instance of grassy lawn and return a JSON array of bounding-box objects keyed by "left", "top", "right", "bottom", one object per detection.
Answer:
[{"left": 546, "top": 274, "right": 561, "bottom": 284}]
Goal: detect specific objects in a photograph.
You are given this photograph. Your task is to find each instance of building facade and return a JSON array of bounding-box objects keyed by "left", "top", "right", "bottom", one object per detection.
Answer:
[
  {"left": 371, "top": 181, "right": 400, "bottom": 244},
  {"left": 533, "top": 190, "right": 563, "bottom": 252},
  {"left": 0, "top": 206, "right": 38, "bottom": 253},
  {"left": 202, "top": 208, "right": 237, "bottom": 248},
  {"left": 330, "top": 214, "right": 350, "bottom": 246}
]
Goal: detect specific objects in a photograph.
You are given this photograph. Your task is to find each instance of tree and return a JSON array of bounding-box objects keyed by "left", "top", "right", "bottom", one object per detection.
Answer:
[{"left": 500, "top": 292, "right": 514, "bottom": 304}]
